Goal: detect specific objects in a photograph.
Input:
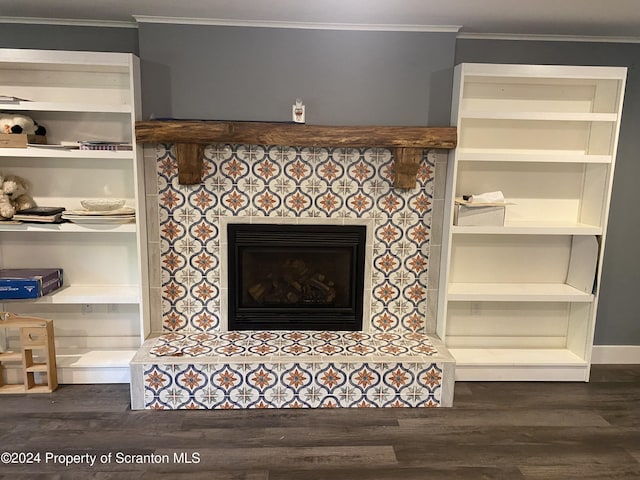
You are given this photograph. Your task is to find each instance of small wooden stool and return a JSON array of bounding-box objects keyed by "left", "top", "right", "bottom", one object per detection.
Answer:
[{"left": 0, "top": 312, "right": 57, "bottom": 394}]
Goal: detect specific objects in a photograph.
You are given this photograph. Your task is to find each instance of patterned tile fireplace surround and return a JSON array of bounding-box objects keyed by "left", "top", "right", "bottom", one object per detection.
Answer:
[{"left": 130, "top": 143, "right": 455, "bottom": 409}]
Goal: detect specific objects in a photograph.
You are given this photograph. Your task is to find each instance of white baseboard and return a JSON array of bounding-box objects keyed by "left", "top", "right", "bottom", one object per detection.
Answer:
[{"left": 592, "top": 345, "right": 640, "bottom": 364}]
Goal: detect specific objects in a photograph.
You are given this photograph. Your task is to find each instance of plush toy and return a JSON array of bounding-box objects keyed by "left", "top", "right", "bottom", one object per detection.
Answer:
[
  {"left": 0, "top": 173, "right": 37, "bottom": 220},
  {"left": 0, "top": 113, "right": 46, "bottom": 136}
]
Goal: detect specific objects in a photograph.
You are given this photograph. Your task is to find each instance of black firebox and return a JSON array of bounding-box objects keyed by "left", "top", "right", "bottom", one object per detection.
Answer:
[{"left": 227, "top": 224, "right": 366, "bottom": 331}]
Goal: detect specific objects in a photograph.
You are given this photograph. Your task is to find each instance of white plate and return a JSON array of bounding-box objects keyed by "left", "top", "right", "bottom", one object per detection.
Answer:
[
  {"left": 28, "top": 144, "right": 78, "bottom": 149},
  {"left": 81, "top": 198, "right": 126, "bottom": 211},
  {"left": 62, "top": 216, "right": 136, "bottom": 224},
  {"left": 65, "top": 207, "right": 135, "bottom": 216}
]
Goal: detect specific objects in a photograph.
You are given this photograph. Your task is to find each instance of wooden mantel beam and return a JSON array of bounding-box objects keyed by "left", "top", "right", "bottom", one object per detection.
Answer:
[{"left": 136, "top": 120, "right": 457, "bottom": 187}]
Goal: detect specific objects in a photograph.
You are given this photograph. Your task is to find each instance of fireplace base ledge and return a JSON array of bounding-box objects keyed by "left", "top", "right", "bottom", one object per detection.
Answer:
[{"left": 130, "top": 330, "right": 455, "bottom": 409}]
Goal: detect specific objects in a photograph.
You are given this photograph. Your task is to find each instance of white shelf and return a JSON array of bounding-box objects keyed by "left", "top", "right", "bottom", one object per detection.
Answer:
[
  {"left": 0, "top": 285, "right": 140, "bottom": 304},
  {"left": 452, "top": 222, "right": 602, "bottom": 235},
  {"left": 1, "top": 348, "right": 135, "bottom": 384},
  {"left": 0, "top": 222, "right": 136, "bottom": 233},
  {"left": 456, "top": 149, "right": 613, "bottom": 164},
  {"left": 450, "top": 348, "right": 587, "bottom": 366},
  {"left": 460, "top": 63, "right": 627, "bottom": 80},
  {"left": 0, "top": 147, "right": 134, "bottom": 159},
  {"left": 438, "top": 63, "right": 626, "bottom": 382},
  {"left": 56, "top": 348, "right": 136, "bottom": 383},
  {"left": 460, "top": 111, "right": 618, "bottom": 122},
  {"left": 448, "top": 283, "right": 594, "bottom": 302},
  {"left": 0, "top": 101, "right": 132, "bottom": 113},
  {"left": 0, "top": 48, "right": 149, "bottom": 385},
  {"left": 450, "top": 348, "right": 589, "bottom": 381},
  {"left": 56, "top": 348, "right": 136, "bottom": 368}
]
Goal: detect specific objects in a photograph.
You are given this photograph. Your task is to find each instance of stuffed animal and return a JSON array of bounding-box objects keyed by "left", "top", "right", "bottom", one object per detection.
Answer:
[
  {"left": 0, "top": 173, "right": 37, "bottom": 220},
  {"left": 0, "top": 113, "right": 46, "bottom": 136}
]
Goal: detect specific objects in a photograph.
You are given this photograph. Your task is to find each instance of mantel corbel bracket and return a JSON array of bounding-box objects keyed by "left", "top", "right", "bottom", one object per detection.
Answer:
[{"left": 136, "top": 120, "right": 457, "bottom": 188}]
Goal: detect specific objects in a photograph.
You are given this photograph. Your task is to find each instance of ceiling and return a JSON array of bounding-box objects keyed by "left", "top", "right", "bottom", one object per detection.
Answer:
[{"left": 2, "top": 0, "right": 640, "bottom": 39}]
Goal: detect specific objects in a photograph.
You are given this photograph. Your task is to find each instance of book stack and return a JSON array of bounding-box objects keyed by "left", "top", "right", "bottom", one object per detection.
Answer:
[
  {"left": 61, "top": 207, "right": 136, "bottom": 225},
  {"left": 12, "top": 206, "right": 66, "bottom": 224},
  {"left": 79, "top": 141, "right": 133, "bottom": 151}
]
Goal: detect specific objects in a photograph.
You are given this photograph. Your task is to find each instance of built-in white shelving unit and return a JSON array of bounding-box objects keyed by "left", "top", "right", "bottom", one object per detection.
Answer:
[
  {"left": 0, "top": 49, "right": 149, "bottom": 384},
  {"left": 438, "top": 63, "right": 627, "bottom": 381}
]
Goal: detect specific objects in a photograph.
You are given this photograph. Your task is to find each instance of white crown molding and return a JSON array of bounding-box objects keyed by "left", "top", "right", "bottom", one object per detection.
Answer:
[
  {"left": 133, "top": 15, "right": 461, "bottom": 33},
  {"left": 457, "top": 32, "right": 640, "bottom": 44},
  {"left": 0, "top": 16, "right": 138, "bottom": 28}
]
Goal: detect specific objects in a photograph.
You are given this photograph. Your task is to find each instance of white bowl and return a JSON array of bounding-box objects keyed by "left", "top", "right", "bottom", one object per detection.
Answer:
[{"left": 81, "top": 198, "right": 126, "bottom": 211}]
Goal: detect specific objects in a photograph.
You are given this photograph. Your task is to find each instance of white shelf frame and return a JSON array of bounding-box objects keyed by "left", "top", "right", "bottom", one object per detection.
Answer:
[
  {"left": 0, "top": 48, "right": 150, "bottom": 384},
  {"left": 0, "top": 223, "right": 136, "bottom": 233},
  {"left": 0, "top": 102, "right": 132, "bottom": 113},
  {"left": 0, "top": 285, "right": 140, "bottom": 304},
  {"left": 452, "top": 223, "right": 602, "bottom": 235},
  {"left": 456, "top": 150, "right": 613, "bottom": 164},
  {"left": 0, "top": 148, "right": 134, "bottom": 159},
  {"left": 448, "top": 282, "right": 594, "bottom": 302},
  {"left": 438, "top": 63, "right": 627, "bottom": 382},
  {"left": 460, "top": 112, "right": 618, "bottom": 122}
]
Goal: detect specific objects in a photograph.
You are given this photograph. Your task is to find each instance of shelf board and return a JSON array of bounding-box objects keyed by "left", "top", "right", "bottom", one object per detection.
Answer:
[
  {"left": 460, "top": 63, "right": 628, "bottom": 80},
  {"left": 55, "top": 348, "right": 137, "bottom": 368},
  {"left": 449, "top": 347, "right": 587, "bottom": 366},
  {"left": 452, "top": 222, "right": 602, "bottom": 235},
  {"left": 0, "top": 285, "right": 140, "bottom": 304},
  {"left": 460, "top": 111, "right": 618, "bottom": 122},
  {"left": 456, "top": 149, "right": 612, "bottom": 164},
  {"left": 447, "top": 282, "right": 594, "bottom": 302},
  {"left": 0, "top": 49, "right": 133, "bottom": 69},
  {"left": 0, "top": 101, "right": 132, "bottom": 113},
  {"left": 0, "top": 351, "right": 23, "bottom": 362},
  {"left": 0, "top": 222, "right": 136, "bottom": 233},
  {"left": 25, "top": 363, "right": 48, "bottom": 373},
  {"left": 136, "top": 119, "right": 457, "bottom": 148},
  {"left": 0, "top": 147, "right": 134, "bottom": 159}
]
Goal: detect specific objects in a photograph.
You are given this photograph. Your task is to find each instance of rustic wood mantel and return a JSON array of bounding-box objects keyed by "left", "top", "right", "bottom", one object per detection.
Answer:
[{"left": 135, "top": 120, "right": 457, "bottom": 188}]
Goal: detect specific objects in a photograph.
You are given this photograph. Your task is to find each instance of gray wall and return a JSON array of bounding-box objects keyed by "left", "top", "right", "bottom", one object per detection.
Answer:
[
  {"left": 2, "top": 23, "right": 636, "bottom": 345},
  {"left": 456, "top": 39, "right": 640, "bottom": 345},
  {"left": 138, "top": 24, "right": 456, "bottom": 125},
  {"left": 0, "top": 23, "right": 138, "bottom": 54}
]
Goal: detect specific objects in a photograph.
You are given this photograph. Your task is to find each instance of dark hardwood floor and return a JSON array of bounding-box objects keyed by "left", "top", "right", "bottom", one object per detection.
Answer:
[{"left": 1, "top": 364, "right": 640, "bottom": 479}]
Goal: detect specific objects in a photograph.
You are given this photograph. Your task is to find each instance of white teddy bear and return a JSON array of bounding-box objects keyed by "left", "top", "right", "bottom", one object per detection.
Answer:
[
  {"left": 0, "top": 113, "right": 47, "bottom": 136},
  {"left": 0, "top": 173, "right": 37, "bottom": 220}
]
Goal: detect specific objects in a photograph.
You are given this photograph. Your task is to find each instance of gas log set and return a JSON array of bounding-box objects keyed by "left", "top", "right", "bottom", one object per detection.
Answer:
[{"left": 247, "top": 258, "right": 337, "bottom": 306}]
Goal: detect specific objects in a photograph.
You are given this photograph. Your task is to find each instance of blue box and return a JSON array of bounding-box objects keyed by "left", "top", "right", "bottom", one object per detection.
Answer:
[{"left": 0, "top": 268, "right": 63, "bottom": 299}]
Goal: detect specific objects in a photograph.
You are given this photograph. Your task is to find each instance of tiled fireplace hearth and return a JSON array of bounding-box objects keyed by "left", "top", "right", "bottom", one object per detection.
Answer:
[{"left": 130, "top": 143, "right": 455, "bottom": 409}]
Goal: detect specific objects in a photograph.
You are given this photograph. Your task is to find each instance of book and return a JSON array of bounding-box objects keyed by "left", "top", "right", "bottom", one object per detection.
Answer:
[
  {"left": 16, "top": 206, "right": 66, "bottom": 216},
  {"left": 12, "top": 206, "right": 66, "bottom": 224},
  {"left": 0, "top": 268, "right": 63, "bottom": 299},
  {"left": 12, "top": 213, "right": 65, "bottom": 223},
  {"left": 78, "top": 141, "right": 133, "bottom": 151},
  {"left": 0, "top": 95, "right": 30, "bottom": 103},
  {"left": 16, "top": 206, "right": 65, "bottom": 215}
]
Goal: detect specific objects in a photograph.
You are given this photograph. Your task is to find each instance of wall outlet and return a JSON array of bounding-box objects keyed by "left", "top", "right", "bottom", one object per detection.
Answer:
[{"left": 292, "top": 99, "right": 305, "bottom": 123}]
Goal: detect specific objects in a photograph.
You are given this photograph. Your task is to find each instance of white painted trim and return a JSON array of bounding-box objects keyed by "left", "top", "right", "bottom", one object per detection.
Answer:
[
  {"left": 457, "top": 32, "right": 640, "bottom": 44},
  {"left": 133, "top": 15, "right": 461, "bottom": 33},
  {"left": 0, "top": 16, "right": 137, "bottom": 28},
  {"left": 592, "top": 346, "right": 640, "bottom": 364}
]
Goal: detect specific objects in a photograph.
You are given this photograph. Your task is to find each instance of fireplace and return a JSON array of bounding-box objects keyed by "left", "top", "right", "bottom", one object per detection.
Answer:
[{"left": 227, "top": 224, "right": 366, "bottom": 331}]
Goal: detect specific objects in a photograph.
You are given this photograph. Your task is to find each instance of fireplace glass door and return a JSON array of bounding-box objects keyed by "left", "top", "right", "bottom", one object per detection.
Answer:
[{"left": 228, "top": 224, "right": 366, "bottom": 331}]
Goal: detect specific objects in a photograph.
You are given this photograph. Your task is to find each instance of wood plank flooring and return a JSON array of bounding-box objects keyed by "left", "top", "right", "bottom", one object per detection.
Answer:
[{"left": 1, "top": 365, "right": 640, "bottom": 479}]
